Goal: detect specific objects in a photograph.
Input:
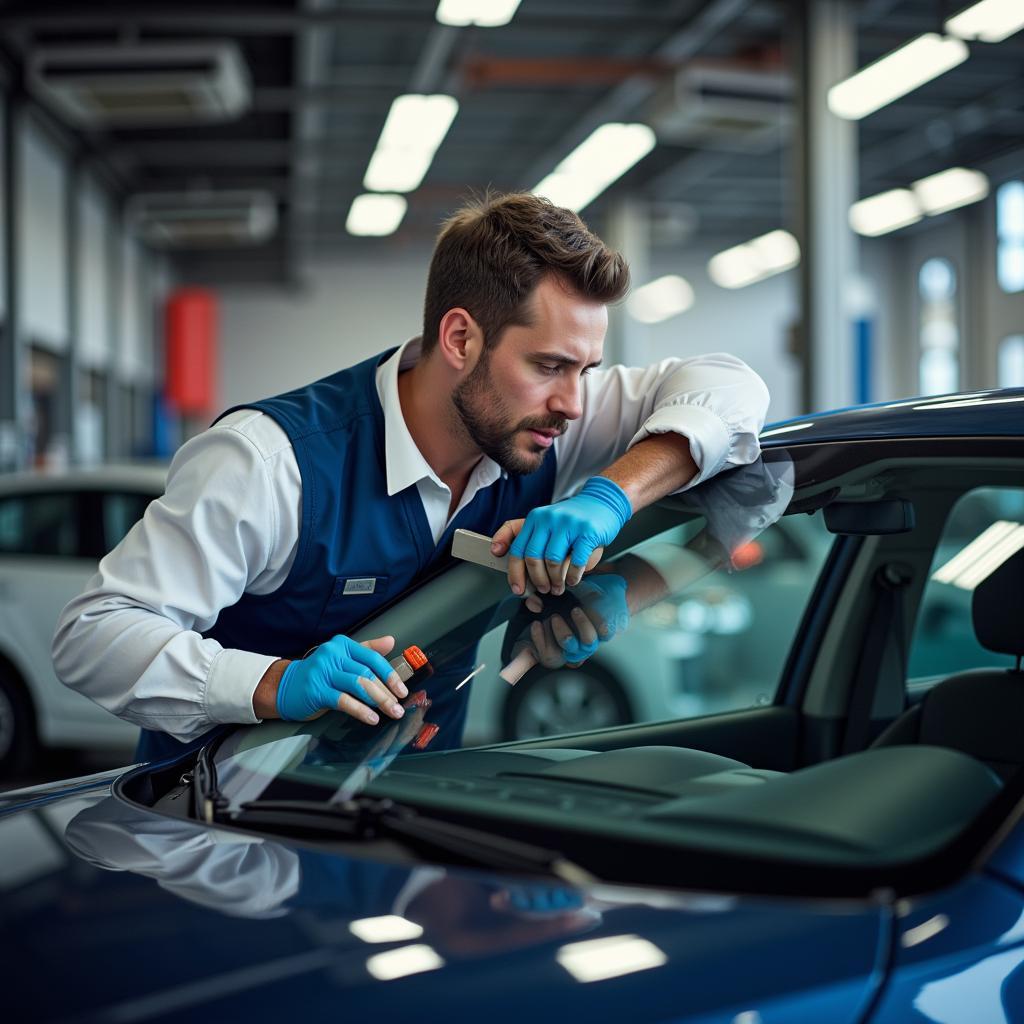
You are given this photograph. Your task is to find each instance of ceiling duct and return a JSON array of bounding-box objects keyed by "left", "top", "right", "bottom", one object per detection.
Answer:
[
  {"left": 127, "top": 191, "right": 278, "bottom": 249},
  {"left": 647, "top": 63, "right": 791, "bottom": 148},
  {"left": 27, "top": 42, "right": 251, "bottom": 127}
]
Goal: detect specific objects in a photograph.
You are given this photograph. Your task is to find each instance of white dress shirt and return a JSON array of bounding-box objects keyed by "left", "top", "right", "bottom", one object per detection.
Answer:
[{"left": 53, "top": 339, "right": 769, "bottom": 742}]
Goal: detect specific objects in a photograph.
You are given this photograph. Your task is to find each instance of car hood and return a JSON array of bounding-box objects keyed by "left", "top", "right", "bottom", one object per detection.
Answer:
[{"left": 0, "top": 775, "right": 892, "bottom": 1024}]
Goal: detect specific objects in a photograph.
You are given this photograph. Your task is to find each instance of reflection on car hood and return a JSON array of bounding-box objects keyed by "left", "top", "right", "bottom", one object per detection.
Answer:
[{"left": 0, "top": 779, "right": 891, "bottom": 1023}]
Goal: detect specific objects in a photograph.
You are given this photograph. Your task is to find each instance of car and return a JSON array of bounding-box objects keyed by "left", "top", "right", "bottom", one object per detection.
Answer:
[
  {"left": 3, "top": 386, "right": 1024, "bottom": 1023},
  {"left": 0, "top": 464, "right": 167, "bottom": 775}
]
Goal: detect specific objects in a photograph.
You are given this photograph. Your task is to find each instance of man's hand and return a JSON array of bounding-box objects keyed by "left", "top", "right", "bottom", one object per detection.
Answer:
[
  {"left": 274, "top": 634, "right": 408, "bottom": 725},
  {"left": 491, "top": 476, "right": 632, "bottom": 596},
  {"left": 515, "top": 574, "right": 630, "bottom": 670}
]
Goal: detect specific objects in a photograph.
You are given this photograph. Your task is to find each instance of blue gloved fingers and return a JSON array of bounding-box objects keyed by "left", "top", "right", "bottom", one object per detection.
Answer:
[
  {"left": 330, "top": 670, "right": 405, "bottom": 720},
  {"left": 517, "top": 522, "right": 559, "bottom": 595},
  {"left": 337, "top": 645, "right": 403, "bottom": 696},
  {"left": 336, "top": 691, "right": 381, "bottom": 726},
  {"left": 567, "top": 607, "right": 601, "bottom": 658}
]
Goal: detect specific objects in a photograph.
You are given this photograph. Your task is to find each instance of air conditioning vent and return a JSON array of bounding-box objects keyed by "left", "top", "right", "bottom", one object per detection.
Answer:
[
  {"left": 28, "top": 42, "right": 251, "bottom": 127},
  {"left": 127, "top": 191, "right": 278, "bottom": 249},
  {"left": 648, "top": 63, "right": 791, "bottom": 147}
]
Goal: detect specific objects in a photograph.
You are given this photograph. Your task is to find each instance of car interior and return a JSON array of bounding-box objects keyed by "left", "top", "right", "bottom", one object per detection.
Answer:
[{"left": 128, "top": 446, "right": 1024, "bottom": 899}]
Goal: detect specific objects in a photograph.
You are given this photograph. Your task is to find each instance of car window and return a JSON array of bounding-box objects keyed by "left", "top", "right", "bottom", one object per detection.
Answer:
[
  {"left": 103, "top": 492, "right": 153, "bottom": 550},
  {"left": 908, "top": 486, "right": 1024, "bottom": 682},
  {"left": 0, "top": 492, "right": 79, "bottom": 557},
  {"left": 465, "top": 508, "right": 834, "bottom": 742}
]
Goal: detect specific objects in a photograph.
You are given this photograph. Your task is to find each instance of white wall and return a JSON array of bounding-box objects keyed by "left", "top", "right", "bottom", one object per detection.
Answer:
[
  {"left": 219, "top": 248, "right": 433, "bottom": 409},
  {"left": 220, "top": 242, "right": 802, "bottom": 422},
  {"left": 17, "top": 116, "right": 69, "bottom": 350},
  {"left": 631, "top": 245, "right": 800, "bottom": 423}
]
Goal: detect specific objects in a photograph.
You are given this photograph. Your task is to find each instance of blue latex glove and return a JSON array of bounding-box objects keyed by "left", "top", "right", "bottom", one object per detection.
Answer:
[
  {"left": 500, "top": 885, "right": 586, "bottom": 916},
  {"left": 518, "top": 573, "right": 630, "bottom": 669},
  {"left": 508, "top": 476, "right": 632, "bottom": 592},
  {"left": 276, "top": 635, "right": 405, "bottom": 724}
]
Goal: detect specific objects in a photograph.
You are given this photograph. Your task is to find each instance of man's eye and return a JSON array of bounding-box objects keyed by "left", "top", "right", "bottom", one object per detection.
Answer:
[{"left": 538, "top": 364, "right": 560, "bottom": 375}]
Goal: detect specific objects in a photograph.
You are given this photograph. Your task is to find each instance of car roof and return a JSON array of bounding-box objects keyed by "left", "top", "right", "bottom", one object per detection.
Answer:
[
  {"left": 0, "top": 463, "right": 168, "bottom": 495},
  {"left": 760, "top": 387, "right": 1024, "bottom": 447}
]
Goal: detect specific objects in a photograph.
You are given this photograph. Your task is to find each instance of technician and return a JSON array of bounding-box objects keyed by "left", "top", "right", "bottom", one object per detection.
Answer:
[{"left": 53, "top": 192, "right": 770, "bottom": 760}]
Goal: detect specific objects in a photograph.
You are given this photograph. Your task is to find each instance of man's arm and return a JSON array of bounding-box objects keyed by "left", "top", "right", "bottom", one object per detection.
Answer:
[
  {"left": 52, "top": 415, "right": 293, "bottom": 743},
  {"left": 493, "top": 353, "right": 769, "bottom": 595}
]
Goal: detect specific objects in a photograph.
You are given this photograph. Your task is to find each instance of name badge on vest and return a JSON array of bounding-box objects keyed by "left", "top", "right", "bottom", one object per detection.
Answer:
[{"left": 341, "top": 577, "right": 378, "bottom": 596}]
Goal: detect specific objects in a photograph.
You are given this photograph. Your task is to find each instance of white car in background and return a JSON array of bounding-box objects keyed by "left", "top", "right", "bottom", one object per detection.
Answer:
[{"left": 0, "top": 465, "right": 167, "bottom": 776}]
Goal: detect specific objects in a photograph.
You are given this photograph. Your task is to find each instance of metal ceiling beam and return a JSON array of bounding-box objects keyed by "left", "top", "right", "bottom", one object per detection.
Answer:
[
  {"left": 0, "top": 7, "right": 689, "bottom": 34},
  {"left": 860, "top": 78, "right": 1024, "bottom": 182},
  {"left": 521, "top": 0, "right": 754, "bottom": 189}
]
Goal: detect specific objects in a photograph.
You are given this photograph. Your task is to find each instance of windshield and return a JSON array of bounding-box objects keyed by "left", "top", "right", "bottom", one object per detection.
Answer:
[{"left": 212, "top": 455, "right": 804, "bottom": 806}]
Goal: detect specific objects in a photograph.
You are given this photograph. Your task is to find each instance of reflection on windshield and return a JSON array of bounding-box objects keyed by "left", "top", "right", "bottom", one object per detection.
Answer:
[{"left": 217, "top": 453, "right": 794, "bottom": 798}]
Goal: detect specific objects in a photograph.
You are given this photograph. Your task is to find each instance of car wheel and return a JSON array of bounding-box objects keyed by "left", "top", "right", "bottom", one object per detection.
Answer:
[
  {"left": 502, "top": 663, "right": 632, "bottom": 741},
  {"left": 0, "top": 669, "right": 36, "bottom": 779}
]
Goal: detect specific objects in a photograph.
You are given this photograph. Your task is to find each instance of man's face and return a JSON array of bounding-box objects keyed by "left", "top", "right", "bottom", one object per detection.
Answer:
[{"left": 452, "top": 276, "right": 607, "bottom": 476}]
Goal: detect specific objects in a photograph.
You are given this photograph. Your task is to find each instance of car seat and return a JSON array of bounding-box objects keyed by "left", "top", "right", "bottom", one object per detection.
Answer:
[{"left": 871, "top": 547, "right": 1024, "bottom": 781}]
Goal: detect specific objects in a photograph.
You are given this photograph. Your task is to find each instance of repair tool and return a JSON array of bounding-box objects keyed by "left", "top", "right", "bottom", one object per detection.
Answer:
[{"left": 453, "top": 529, "right": 554, "bottom": 685}]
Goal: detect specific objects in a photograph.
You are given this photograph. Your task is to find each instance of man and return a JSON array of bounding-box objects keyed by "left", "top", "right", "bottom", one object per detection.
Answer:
[{"left": 53, "top": 192, "right": 769, "bottom": 760}]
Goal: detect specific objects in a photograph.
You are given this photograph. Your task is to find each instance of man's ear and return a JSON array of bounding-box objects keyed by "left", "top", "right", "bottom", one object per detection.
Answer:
[{"left": 437, "top": 308, "right": 483, "bottom": 371}]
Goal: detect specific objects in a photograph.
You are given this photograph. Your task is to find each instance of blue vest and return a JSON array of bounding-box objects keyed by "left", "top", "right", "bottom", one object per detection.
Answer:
[{"left": 137, "top": 349, "right": 558, "bottom": 762}]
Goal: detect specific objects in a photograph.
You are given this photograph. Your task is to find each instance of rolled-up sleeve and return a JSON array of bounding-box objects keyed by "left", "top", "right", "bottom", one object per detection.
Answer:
[
  {"left": 554, "top": 352, "right": 770, "bottom": 496},
  {"left": 51, "top": 414, "right": 297, "bottom": 742}
]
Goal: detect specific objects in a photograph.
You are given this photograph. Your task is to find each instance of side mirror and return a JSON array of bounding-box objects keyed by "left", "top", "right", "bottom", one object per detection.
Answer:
[{"left": 824, "top": 499, "right": 916, "bottom": 535}]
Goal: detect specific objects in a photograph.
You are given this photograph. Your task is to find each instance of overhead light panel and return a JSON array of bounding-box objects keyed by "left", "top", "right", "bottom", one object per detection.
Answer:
[
  {"left": 849, "top": 188, "right": 923, "bottom": 237},
  {"left": 349, "top": 916, "right": 423, "bottom": 943},
  {"left": 946, "top": 0, "right": 1024, "bottom": 43},
  {"left": 363, "top": 93, "right": 458, "bottom": 193},
  {"left": 533, "top": 123, "right": 656, "bottom": 213},
  {"left": 436, "top": 0, "right": 521, "bottom": 26},
  {"left": 827, "top": 33, "right": 968, "bottom": 120},
  {"left": 627, "top": 275, "right": 694, "bottom": 323},
  {"left": 708, "top": 229, "right": 800, "bottom": 289},
  {"left": 346, "top": 194, "right": 407, "bottom": 237},
  {"left": 912, "top": 167, "right": 990, "bottom": 215},
  {"left": 365, "top": 944, "right": 445, "bottom": 981}
]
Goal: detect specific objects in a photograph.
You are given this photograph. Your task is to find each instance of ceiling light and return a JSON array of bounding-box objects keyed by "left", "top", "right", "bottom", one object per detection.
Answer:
[
  {"left": 436, "top": 0, "right": 521, "bottom": 27},
  {"left": 708, "top": 229, "right": 800, "bottom": 289},
  {"left": 912, "top": 167, "right": 990, "bottom": 215},
  {"left": 827, "top": 33, "right": 968, "bottom": 120},
  {"left": 349, "top": 916, "right": 424, "bottom": 943},
  {"left": 849, "top": 189, "right": 922, "bottom": 236},
  {"left": 628, "top": 275, "right": 694, "bottom": 323},
  {"left": 363, "top": 94, "right": 458, "bottom": 193},
  {"left": 346, "top": 193, "right": 407, "bottom": 237},
  {"left": 533, "top": 123, "right": 656, "bottom": 213},
  {"left": 556, "top": 935, "right": 667, "bottom": 983},
  {"left": 366, "top": 944, "right": 444, "bottom": 981},
  {"left": 931, "top": 520, "right": 1024, "bottom": 589},
  {"left": 946, "top": 0, "right": 1024, "bottom": 42}
]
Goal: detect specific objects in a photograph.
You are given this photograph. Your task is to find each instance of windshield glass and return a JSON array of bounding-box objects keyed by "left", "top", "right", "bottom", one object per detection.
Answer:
[{"left": 212, "top": 454, "right": 806, "bottom": 806}]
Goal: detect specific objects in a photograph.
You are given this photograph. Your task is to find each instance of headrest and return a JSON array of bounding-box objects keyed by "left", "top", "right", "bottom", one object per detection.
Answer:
[{"left": 972, "top": 546, "right": 1024, "bottom": 658}]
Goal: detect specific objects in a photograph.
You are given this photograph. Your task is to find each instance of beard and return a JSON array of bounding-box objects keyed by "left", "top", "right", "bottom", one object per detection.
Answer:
[{"left": 451, "top": 352, "right": 566, "bottom": 476}]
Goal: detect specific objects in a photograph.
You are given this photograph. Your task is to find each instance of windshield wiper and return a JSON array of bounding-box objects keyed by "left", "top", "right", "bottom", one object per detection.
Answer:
[{"left": 232, "top": 795, "right": 596, "bottom": 885}]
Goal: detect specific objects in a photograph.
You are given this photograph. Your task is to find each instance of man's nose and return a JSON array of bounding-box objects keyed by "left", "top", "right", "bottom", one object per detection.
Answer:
[{"left": 550, "top": 375, "right": 583, "bottom": 420}]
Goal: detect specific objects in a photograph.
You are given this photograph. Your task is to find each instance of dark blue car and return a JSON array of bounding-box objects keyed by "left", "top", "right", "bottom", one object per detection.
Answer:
[{"left": 3, "top": 387, "right": 1024, "bottom": 1024}]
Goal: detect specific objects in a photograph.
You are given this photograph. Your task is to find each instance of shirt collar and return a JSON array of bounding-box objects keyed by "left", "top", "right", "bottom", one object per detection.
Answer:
[{"left": 376, "top": 337, "right": 504, "bottom": 497}]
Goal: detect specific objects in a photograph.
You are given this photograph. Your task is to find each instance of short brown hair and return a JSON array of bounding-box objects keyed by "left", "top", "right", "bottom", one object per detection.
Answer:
[{"left": 421, "top": 192, "right": 629, "bottom": 355}]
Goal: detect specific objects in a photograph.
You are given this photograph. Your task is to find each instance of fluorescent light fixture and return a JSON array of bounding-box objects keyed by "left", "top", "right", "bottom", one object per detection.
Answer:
[
  {"left": 627, "top": 275, "right": 694, "bottom": 323},
  {"left": 931, "top": 520, "right": 1024, "bottom": 590},
  {"left": 346, "top": 193, "right": 407, "bottom": 237},
  {"left": 363, "top": 93, "right": 458, "bottom": 193},
  {"left": 436, "top": 0, "right": 522, "bottom": 27},
  {"left": 708, "top": 229, "right": 800, "bottom": 289},
  {"left": 556, "top": 934, "right": 667, "bottom": 983},
  {"left": 349, "top": 916, "right": 424, "bottom": 943},
  {"left": 912, "top": 167, "right": 990, "bottom": 215},
  {"left": 366, "top": 944, "right": 444, "bottom": 981},
  {"left": 828, "top": 33, "right": 968, "bottom": 120},
  {"left": 849, "top": 188, "right": 922, "bottom": 236},
  {"left": 947, "top": 0, "right": 1024, "bottom": 42},
  {"left": 533, "top": 123, "right": 656, "bottom": 213}
]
